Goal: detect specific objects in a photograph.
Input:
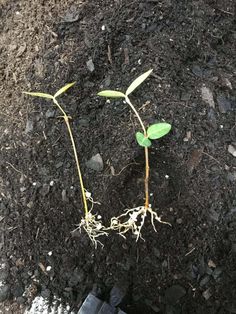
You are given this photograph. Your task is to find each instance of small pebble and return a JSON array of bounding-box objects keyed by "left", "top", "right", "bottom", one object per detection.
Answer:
[
  {"left": 86, "top": 59, "right": 95, "bottom": 72},
  {"left": 202, "top": 288, "right": 212, "bottom": 300},
  {"left": 228, "top": 145, "right": 236, "bottom": 157}
]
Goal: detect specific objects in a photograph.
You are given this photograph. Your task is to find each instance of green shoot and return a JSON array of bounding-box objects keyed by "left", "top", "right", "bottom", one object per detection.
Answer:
[
  {"left": 23, "top": 83, "right": 108, "bottom": 247},
  {"left": 98, "top": 69, "right": 172, "bottom": 240}
]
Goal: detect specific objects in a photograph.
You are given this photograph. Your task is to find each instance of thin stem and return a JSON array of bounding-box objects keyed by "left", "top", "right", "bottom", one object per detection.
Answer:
[
  {"left": 144, "top": 146, "right": 149, "bottom": 209},
  {"left": 53, "top": 98, "right": 89, "bottom": 217},
  {"left": 124, "top": 96, "right": 149, "bottom": 209},
  {"left": 125, "top": 96, "right": 146, "bottom": 134}
]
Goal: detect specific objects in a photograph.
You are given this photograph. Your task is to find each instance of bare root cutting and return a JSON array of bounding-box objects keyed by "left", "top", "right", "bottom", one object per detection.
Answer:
[
  {"left": 109, "top": 206, "right": 171, "bottom": 241},
  {"left": 78, "top": 211, "right": 108, "bottom": 248}
]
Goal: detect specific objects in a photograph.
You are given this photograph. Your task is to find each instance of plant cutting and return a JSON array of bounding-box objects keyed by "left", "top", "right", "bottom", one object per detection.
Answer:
[
  {"left": 23, "top": 83, "right": 108, "bottom": 247},
  {"left": 98, "top": 69, "right": 171, "bottom": 240}
]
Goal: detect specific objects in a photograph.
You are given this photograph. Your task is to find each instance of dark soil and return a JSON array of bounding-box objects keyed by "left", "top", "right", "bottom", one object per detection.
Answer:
[{"left": 1, "top": 0, "right": 236, "bottom": 313}]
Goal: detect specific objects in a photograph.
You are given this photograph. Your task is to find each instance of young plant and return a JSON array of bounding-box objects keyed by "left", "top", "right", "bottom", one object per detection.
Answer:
[
  {"left": 23, "top": 83, "right": 108, "bottom": 247},
  {"left": 98, "top": 69, "right": 171, "bottom": 240}
]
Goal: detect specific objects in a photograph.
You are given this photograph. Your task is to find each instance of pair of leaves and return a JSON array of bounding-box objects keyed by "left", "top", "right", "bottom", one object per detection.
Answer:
[
  {"left": 23, "top": 82, "right": 76, "bottom": 99},
  {"left": 98, "top": 69, "right": 153, "bottom": 98},
  {"left": 135, "top": 123, "right": 171, "bottom": 147}
]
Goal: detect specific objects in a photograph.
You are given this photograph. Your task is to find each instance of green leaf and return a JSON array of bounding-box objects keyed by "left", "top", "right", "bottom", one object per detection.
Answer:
[
  {"left": 97, "top": 90, "right": 125, "bottom": 98},
  {"left": 136, "top": 132, "right": 152, "bottom": 147},
  {"left": 54, "top": 82, "right": 76, "bottom": 98},
  {"left": 126, "top": 69, "right": 153, "bottom": 96},
  {"left": 23, "top": 92, "right": 53, "bottom": 99},
  {"left": 147, "top": 123, "right": 171, "bottom": 140}
]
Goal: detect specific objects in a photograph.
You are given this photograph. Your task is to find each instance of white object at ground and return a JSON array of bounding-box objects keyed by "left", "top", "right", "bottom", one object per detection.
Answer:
[{"left": 24, "top": 296, "right": 77, "bottom": 314}]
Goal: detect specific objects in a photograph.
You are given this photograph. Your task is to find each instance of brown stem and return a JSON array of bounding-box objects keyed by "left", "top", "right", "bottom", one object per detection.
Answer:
[{"left": 144, "top": 146, "right": 149, "bottom": 209}]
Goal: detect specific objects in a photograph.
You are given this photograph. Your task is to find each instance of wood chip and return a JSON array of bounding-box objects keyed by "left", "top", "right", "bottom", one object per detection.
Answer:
[
  {"left": 107, "top": 45, "right": 112, "bottom": 64},
  {"left": 208, "top": 259, "right": 216, "bottom": 268},
  {"left": 187, "top": 148, "right": 203, "bottom": 174},
  {"left": 124, "top": 47, "right": 129, "bottom": 65}
]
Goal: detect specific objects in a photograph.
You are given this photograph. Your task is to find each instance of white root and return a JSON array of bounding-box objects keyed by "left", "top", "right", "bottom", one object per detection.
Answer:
[
  {"left": 77, "top": 211, "right": 108, "bottom": 248},
  {"left": 109, "top": 205, "right": 171, "bottom": 241}
]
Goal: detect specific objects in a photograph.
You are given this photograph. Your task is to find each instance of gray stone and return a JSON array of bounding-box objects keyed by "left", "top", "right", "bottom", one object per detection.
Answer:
[
  {"left": 86, "top": 59, "right": 95, "bottom": 72},
  {"left": 228, "top": 145, "right": 236, "bottom": 157},
  {"left": 55, "top": 161, "right": 63, "bottom": 169},
  {"left": 201, "top": 85, "right": 215, "bottom": 108},
  {"left": 62, "top": 189, "right": 68, "bottom": 202},
  {"left": 207, "top": 108, "right": 217, "bottom": 129},
  {"left": 208, "top": 208, "right": 220, "bottom": 222},
  {"left": 25, "top": 120, "right": 34, "bottom": 133},
  {"left": 78, "top": 118, "right": 90, "bottom": 127},
  {"left": 217, "top": 94, "right": 231, "bottom": 113},
  {"left": 227, "top": 172, "right": 236, "bottom": 183},
  {"left": 45, "top": 109, "right": 55, "bottom": 119},
  {"left": 192, "top": 65, "right": 204, "bottom": 77},
  {"left": 165, "top": 285, "right": 186, "bottom": 305},
  {"left": 0, "top": 284, "right": 10, "bottom": 302},
  {"left": 40, "top": 184, "right": 50, "bottom": 196},
  {"left": 86, "top": 154, "right": 104, "bottom": 172},
  {"left": 202, "top": 288, "right": 212, "bottom": 300}
]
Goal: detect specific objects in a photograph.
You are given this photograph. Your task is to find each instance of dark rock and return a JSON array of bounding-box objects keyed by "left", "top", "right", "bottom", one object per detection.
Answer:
[
  {"left": 78, "top": 118, "right": 90, "bottom": 127},
  {"left": 41, "top": 288, "right": 51, "bottom": 298},
  {"left": 68, "top": 268, "right": 85, "bottom": 287},
  {"left": 12, "top": 283, "right": 24, "bottom": 297},
  {"left": 16, "top": 296, "right": 26, "bottom": 304},
  {"left": 227, "top": 172, "right": 236, "bottom": 183},
  {"left": 165, "top": 285, "right": 186, "bottom": 305},
  {"left": 165, "top": 304, "right": 181, "bottom": 314},
  {"left": 0, "top": 269, "right": 9, "bottom": 282},
  {"left": 86, "top": 154, "right": 104, "bottom": 172},
  {"left": 231, "top": 243, "right": 236, "bottom": 253},
  {"left": 212, "top": 267, "right": 222, "bottom": 280},
  {"left": 0, "top": 284, "right": 10, "bottom": 302},
  {"left": 55, "top": 162, "right": 63, "bottom": 169},
  {"left": 145, "top": 299, "right": 160, "bottom": 312},
  {"left": 217, "top": 94, "right": 231, "bottom": 113},
  {"left": 153, "top": 248, "right": 161, "bottom": 258},
  {"left": 199, "top": 275, "right": 210, "bottom": 287},
  {"left": 207, "top": 108, "right": 217, "bottom": 129},
  {"left": 192, "top": 65, "right": 204, "bottom": 77},
  {"left": 181, "top": 92, "right": 191, "bottom": 101}
]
